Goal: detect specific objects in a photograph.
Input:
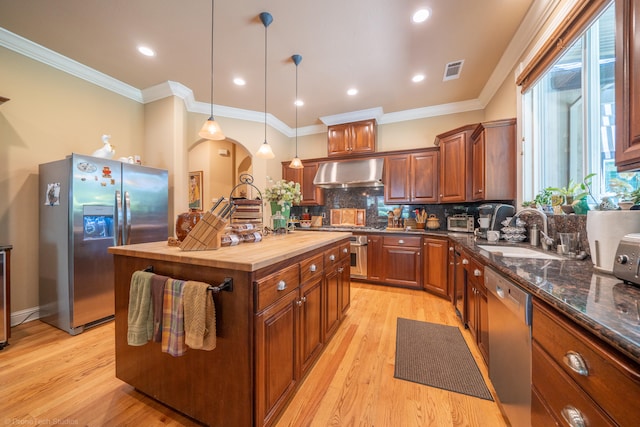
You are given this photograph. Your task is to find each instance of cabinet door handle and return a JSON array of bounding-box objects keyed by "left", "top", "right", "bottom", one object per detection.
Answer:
[
  {"left": 296, "top": 299, "right": 303, "bottom": 306},
  {"left": 338, "top": 267, "right": 344, "bottom": 273},
  {"left": 449, "top": 247, "right": 454, "bottom": 252},
  {"left": 474, "top": 269, "right": 482, "bottom": 277},
  {"left": 301, "top": 296, "right": 307, "bottom": 303},
  {"left": 563, "top": 351, "right": 589, "bottom": 376},
  {"left": 310, "top": 264, "right": 317, "bottom": 272},
  {"left": 462, "top": 258, "right": 469, "bottom": 265},
  {"left": 343, "top": 247, "right": 349, "bottom": 254},
  {"left": 329, "top": 254, "right": 336, "bottom": 261},
  {"left": 561, "top": 406, "right": 586, "bottom": 427},
  {"left": 277, "top": 280, "right": 287, "bottom": 291}
]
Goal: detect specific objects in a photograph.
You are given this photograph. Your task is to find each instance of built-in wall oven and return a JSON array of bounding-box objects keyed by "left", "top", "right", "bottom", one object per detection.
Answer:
[{"left": 350, "top": 235, "right": 368, "bottom": 279}]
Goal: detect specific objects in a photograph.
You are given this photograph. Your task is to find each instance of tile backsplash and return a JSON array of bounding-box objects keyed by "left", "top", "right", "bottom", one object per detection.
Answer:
[{"left": 290, "top": 187, "right": 505, "bottom": 230}]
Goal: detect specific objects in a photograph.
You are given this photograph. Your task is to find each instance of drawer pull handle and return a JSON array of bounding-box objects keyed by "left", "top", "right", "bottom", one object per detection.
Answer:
[
  {"left": 329, "top": 254, "right": 336, "bottom": 261},
  {"left": 561, "top": 406, "right": 586, "bottom": 427},
  {"left": 563, "top": 351, "right": 589, "bottom": 376},
  {"left": 310, "top": 264, "right": 317, "bottom": 272},
  {"left": 398, "top": 239, "right": 405, "bottom": 244},
  {"left": 462, "top": 258, "right": 469, "bottom": 265},
  {"left": 277, "top": 280, "right": 287, "bottom": 291},
  {"left": 343, "top": 247, "right": 348, "bottom": 254},
  {"left": 474, "top": 269, "right": 482, "bottom": 277}
]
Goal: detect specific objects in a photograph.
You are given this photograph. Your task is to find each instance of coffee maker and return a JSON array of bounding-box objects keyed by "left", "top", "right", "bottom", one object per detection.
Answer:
[
  {"left": 475, "top": 203, "right": 515, "bottom": 239},
  {"left": 476, "top": 204, "right": 494, "bottom": 238}
]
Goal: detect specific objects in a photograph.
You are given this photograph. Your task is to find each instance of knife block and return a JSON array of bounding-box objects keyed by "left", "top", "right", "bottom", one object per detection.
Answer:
[{"left": 180, "top": 211, "right": 227, "bottom": 251}]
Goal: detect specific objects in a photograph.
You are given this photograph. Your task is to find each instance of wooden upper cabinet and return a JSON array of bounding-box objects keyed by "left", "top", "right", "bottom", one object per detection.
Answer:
[
  {"left": 411, "top": 150, "right": 439, "bottom": 203},
  {"left": 615, "top": 0, "right": 640, "bottom": 171},
  {"left": 281, "top": 161, "right": 324, "bottom": 206},
  {"left": 384, "top": 155, "right": 411, "bottom": 203},
  {"left": 436, "top": 126, "right": 475, "bottom": 203},
  {"left": 384, "top": 149, "right": 439, "bottom": 204},
  {"left": 471, "top": 119, "right": 517, "bottom": 201},
  {"left": 327, "top": 119, "right": 376, "bottom": 157}
]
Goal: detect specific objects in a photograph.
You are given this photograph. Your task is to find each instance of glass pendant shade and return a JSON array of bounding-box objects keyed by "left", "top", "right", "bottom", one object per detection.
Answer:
[
  {"left": 256, "top": 140, "right": 275, "bottom": 159},
  {"left": 199, "top": 116, "right": 225, "bottom": 140},
  {"left": 289, "top": 156, "right": 303, "bottom": 169}
]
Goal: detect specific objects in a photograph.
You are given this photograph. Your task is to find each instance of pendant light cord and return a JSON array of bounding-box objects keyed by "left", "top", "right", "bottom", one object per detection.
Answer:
[
  {"left": 264, "top": 22, "right": 268, "bottom": 142},
  {"left": 295, "top": 62, "right": 298, "bottom": 157},
  {"left": 209, "top": 0, "right": 214, "bottom": 118}
]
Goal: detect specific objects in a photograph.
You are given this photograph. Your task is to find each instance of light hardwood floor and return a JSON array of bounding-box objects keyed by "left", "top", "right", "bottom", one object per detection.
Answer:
[{"left": 0, "top": 283, "right": 507, "bottom": 427}]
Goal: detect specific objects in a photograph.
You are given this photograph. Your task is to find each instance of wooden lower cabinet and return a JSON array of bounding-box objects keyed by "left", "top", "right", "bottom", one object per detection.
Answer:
[
  {"left": 422, "top": 236, "right": 449, "bottom": 298},
  {"left": 366, "top": 234, "right": 383, "bottom": 282},
  {"left": 464, "top": 256, "right": 488, "bottom": 365},
  {"left": 255, "top": 245, "right": 350, "bottom": 427},
  {"left": 531, "top": 299, "right": 640, "bottom": 426},
  {"left": 382, "top": 235, "right": 421, "bottom": 289},
  {"left": 255, "top": 289, "right": 300, "bottom": 427}
]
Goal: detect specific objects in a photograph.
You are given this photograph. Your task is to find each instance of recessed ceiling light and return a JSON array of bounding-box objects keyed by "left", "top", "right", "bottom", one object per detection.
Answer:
[
  {"left": 347, "top": 88, "right": 358, "bottom": 96},
  {"left": 412, "top": 74, "right": 425, "bottom": 83},
  {"left": 412, "top": 8, "right": 431, "bottom": 23},
  {"left": 294, "top": 99, "right": 304, "bottom": 106},
  {"left": 233, "top": 77, "right": 246, "bottom": 86},
  {"left": 137, "top": 46, "right": 155, "bottom": 57}
]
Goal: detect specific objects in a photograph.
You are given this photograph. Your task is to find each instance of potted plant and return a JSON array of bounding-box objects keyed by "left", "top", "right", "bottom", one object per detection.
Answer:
[
  {"left": 264, "top": 178, "right": 302, "bottom": 229},
  {"left": 549, "top": 173, "right": 596, "bottom": 214}
]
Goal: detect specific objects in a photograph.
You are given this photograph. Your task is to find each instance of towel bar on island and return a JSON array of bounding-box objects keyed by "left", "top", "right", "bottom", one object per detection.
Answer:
[{"left": 142, "top": 265, "right": 233, "bottom": 293}]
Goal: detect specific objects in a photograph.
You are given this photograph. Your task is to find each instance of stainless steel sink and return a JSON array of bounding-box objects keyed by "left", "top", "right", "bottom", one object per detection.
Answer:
[{"left": 477, "top": 245, "right": 563, "bottom": 260}]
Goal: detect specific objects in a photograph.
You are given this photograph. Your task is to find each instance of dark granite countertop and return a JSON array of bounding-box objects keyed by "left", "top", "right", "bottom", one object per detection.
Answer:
[
  {"left": 448, "top": 233, "right": 640, "bottom": 365},
  {"left": 298, "top": 226, "right": 640, "bottom": 363}
]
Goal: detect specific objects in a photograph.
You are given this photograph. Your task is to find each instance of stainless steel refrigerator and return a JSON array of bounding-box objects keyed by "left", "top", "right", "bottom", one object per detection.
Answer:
[{"left": 39, "top": 153, "right": 168, "bottom": 335}]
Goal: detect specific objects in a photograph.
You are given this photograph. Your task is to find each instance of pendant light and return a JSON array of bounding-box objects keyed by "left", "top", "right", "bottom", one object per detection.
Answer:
[
  {"left": 255, "top": 12, "right": 275, "bottom": 159},
  {"left": 199, "top": 0, "right": 225, "bottom": 140},
  {"left": 289, "top": 54, "right": 304, "bottom": 169}
]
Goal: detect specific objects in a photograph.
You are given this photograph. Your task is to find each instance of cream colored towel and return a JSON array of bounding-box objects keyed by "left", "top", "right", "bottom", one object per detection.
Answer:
[
  {"left": 127, "top": 270, "right": 155, "bottom": 346},
  {"left": 182, "top": 280, "right": 217, "bottom": 351}
]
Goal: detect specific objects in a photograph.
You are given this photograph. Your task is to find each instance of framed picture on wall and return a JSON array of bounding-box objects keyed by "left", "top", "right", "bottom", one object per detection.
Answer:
[{"left": 188, "top": 171, "right": 203, "bottom": 210}]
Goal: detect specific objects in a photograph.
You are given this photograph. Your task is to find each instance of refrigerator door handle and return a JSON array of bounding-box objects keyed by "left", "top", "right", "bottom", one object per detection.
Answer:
[
  {"left": 115, "top": 190, "right": 123, "bottom": 246},
  {"left": 124, "top": 191, "right": 132, "bottom": 245}
]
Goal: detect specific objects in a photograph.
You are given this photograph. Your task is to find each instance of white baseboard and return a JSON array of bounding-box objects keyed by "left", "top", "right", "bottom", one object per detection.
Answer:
[{"left": 11, "top": 307, "right": 40, "bottom": 327}]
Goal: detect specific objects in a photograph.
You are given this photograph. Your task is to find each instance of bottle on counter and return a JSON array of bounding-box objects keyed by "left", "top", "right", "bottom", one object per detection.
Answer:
[{"left": 529, "top": 224, "right": 539, "bottom": 246}]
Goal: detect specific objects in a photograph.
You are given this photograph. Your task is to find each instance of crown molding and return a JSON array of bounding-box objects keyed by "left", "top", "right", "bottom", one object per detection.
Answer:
[
  {"left": 0, "top": 27, "right": 143, "bottom": 102},
  {"left": 378, "top": 100, "right": 484, "bottom": 124},
  {"left": 319, "top": 107, "right": 384, "bottom": 126}
]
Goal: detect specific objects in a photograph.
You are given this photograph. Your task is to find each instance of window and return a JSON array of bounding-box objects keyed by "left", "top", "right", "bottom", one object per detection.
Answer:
[{"left": 522, "top": 2, "right": 638, "bottom": 204}]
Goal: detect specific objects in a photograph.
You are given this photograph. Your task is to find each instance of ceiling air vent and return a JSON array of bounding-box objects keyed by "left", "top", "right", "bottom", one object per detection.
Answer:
[{"left": 443, "top": 60, "right": 464, "bottom": 81}]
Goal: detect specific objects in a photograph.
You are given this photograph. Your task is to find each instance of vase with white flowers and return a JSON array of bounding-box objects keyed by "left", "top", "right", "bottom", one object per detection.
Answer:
[{"left": 264, "top": 179, "right": 302, "bottom": 229}]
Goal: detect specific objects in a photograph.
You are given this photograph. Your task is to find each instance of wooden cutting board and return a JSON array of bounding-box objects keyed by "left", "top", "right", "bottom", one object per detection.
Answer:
[{"left": 329, "top": 208, "right": 366, "bottom": 226}]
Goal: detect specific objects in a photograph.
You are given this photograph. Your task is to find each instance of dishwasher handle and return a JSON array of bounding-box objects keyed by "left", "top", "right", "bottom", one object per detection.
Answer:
[{"left": 485, "top": 267, "right": 532, "bottom": 326}]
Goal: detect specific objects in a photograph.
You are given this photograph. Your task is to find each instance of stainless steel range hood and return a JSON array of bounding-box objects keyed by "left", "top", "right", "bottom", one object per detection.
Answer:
[{"left": 313, "top": 158, "right": 384, "bottom": 188}]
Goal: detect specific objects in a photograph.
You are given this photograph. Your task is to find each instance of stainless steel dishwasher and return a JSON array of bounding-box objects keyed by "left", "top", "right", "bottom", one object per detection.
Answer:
[{"left": 485, "top": 267, "right": 532, "bottom": 427}]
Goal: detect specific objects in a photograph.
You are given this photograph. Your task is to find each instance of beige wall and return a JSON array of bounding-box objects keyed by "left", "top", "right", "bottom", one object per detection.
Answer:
[{"left": 0, "top": 47, "right": 144, "bottom": 318}]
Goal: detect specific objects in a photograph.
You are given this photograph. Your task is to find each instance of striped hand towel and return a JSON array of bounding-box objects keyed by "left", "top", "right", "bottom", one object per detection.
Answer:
[{"left": 161, "top": 278, "right": 187, "bottom": 356}]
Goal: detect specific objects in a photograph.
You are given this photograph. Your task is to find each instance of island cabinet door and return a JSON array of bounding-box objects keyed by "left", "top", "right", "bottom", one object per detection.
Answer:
[
  {"left": 324, "top": 266, "right": 341, "bottom": 340},
  {"left": 299, "top": 276, "right": 324, "bottom": 375},
  {"left": 255, "top": 289, "right": 300, "bottom": 427}
]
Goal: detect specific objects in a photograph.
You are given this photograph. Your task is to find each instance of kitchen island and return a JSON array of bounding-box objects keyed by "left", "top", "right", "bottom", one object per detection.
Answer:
[{"left": 108, "top": 231, "right": 351, "bottom": 427}]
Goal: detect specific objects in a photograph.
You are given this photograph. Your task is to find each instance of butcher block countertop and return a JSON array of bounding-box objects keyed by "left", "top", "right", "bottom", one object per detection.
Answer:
[{"left": 108, "top": 230, "right": 351, "bottom": 272}]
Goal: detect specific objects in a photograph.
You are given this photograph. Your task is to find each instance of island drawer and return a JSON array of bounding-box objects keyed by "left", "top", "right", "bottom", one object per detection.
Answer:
[
  {"left": 255, "top": 264, "right": 300, "bottom": 312},
  {"left": 383, "top": 236, "right": 421, "bottom": 247},
  {"left": 300, "top": 253, "right": 324, "bottom": 284},
  {"left": 324, "top": 243, "right": 349, "bottom": 266},
  {"left": 532, "top": 301, "right": 640, "bottom": 426}
]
